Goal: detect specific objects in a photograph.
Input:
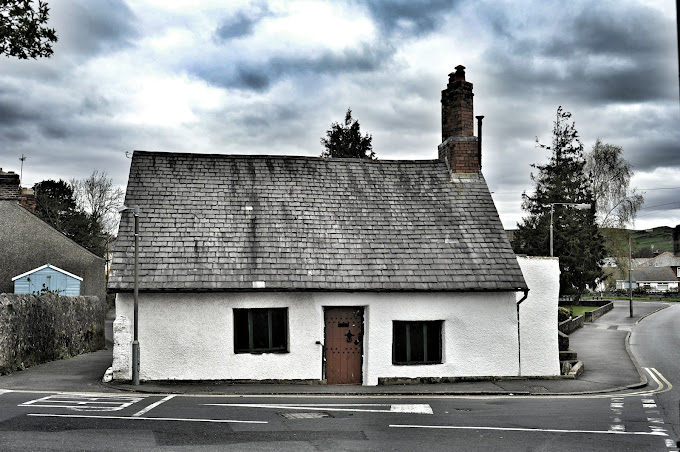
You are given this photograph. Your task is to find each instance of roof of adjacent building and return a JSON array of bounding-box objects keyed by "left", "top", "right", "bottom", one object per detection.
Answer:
[
  {"left": 12, "top": 263, "right": 83, "bottom": 281},
  {"left": 108, "top": 151, "right": 527, "bottom": 292},
  {"left": 622, "top": 266, "right": 679, "bottom": 283},
  {"left": 0, "top": 200, "right": 105, "bottom": 299},
  {"left": 638, "top": 252, "right": 680, "bottom": 268}
]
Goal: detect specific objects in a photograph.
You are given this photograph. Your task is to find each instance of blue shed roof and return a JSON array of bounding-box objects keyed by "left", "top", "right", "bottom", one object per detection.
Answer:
[{"left": 12, "top": 263, "right": 83, "bottom": 282}]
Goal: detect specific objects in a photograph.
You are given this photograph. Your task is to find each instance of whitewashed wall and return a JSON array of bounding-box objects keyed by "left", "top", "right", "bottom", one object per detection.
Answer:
[
  {"left": 517, "top": 256, "right": 561, "bottom": 376},
  {"left": 114, "top": 291, "right": 521, "bottom": 385}
]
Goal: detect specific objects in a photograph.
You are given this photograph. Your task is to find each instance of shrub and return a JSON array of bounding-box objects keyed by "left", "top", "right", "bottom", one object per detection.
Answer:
[{"left": 558, "top": 306, "right": 572, "bottom": 322}]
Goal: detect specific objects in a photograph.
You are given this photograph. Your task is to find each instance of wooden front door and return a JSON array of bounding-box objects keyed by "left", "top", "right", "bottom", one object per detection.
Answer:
[{"left": 324, "top": 307, "right": 364, "bottom": 385}]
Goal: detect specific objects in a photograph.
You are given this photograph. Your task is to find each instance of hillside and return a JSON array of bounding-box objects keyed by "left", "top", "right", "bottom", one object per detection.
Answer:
[{"left": 631, "top": 226, "right": 674, "bottom": 256}]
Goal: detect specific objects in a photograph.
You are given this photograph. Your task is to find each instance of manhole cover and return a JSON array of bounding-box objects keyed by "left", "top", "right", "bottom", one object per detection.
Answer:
[{"left": 280, "top": 412, "right": 332, "bottom": 419}]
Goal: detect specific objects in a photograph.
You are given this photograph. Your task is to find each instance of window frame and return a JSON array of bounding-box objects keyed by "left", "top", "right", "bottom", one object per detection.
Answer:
[
  {"left": 392, "top": 320, "right": 443, "bottom": 365},
  {"left": 233, "top": 307, "right": 289, "bottom": 354}
]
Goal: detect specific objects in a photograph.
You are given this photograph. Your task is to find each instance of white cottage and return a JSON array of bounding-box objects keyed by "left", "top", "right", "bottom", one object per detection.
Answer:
[{"left": 108, "top": 67, "right": 560, "bottom": 385}]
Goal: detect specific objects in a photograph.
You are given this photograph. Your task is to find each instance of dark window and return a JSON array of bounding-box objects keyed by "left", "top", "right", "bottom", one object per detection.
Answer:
[
  {"left": 234, "top": 308, "right": 288, "bottom": 353},
  {"left": 393, "top": 321, "right": 442, "bottom": 365}
]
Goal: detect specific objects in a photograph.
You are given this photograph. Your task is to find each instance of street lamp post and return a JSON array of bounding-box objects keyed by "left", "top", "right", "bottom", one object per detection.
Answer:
[
  {"left": 547, "top": 203, "right": 591, "bottom": 257},
  {"left": 119, "top": 205, "right": 140, "bottom": 385},
  {"left": 628, "top": 233, "right": 633, "bottom": 318}
]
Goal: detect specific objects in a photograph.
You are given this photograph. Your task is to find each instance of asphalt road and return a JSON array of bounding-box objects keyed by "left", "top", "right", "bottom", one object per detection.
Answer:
[
  {"left": 630, "top": 302, "right": 680, "bottom": 442},
  {"left": 0, "top": 388, "right": 676, "bottom": 451}
]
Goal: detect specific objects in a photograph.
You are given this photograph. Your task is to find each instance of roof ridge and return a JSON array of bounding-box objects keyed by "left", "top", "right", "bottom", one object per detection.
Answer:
[{"left": 131, "top": 150, "right": 441, "bottom": 165}]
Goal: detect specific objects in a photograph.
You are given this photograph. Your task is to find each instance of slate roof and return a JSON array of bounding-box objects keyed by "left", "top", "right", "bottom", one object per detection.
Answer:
[
  {"left": 638, "top": 252, "right": 680, "bottom": 268},
  {"left": 621, "top": 267, "right": 679, "bottom": 283},
  {"left": 108, "top": 151, "right": 527, "bottom": 292}
]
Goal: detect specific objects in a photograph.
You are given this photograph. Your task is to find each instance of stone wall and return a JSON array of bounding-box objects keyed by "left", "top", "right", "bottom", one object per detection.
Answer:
[
  {"left": 558, "top": 315, "right": 584, "bottom": 335},
  {"left": 585, "top": 302, "right": 614, "bottom": 322},
  {"left": 0, "top": 293, "right": 106, "bottom": 375}
]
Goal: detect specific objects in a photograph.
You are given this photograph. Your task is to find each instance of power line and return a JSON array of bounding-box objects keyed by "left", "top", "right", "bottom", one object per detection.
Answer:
[
  {"left": 639, "top": 201, "right": 680, "bottom": 210},
  {"left": 639, "top": 187, "right": 680, "bottom": 191}
]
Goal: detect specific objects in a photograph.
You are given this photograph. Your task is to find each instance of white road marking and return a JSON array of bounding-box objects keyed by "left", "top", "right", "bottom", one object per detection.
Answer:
[
  {"left": 0, "top": 389, "right": 12, "bottom": 396},
  {"left": 390, "top": 404, "right": 433, "bottom": 414},
  {"left": 133, "top": 395, "right": 175, "bottom": 417},
  {"left": 204, "top": 403, "right": 433, "bottom": 414},
  {"left": 20, "top": 394, "right": 145, "bottom": 412},
  {"left": 389, "top": 424, "right": 668, "bottom": 436},
  {"left": 27, "top": 413, "right": 267, "bottom": 424},
  {"left": 648, "top": 418, "right": 665, "bottom": 424},
  {"left": 664, "top": 439, "right": 676, "bottom": 448}
]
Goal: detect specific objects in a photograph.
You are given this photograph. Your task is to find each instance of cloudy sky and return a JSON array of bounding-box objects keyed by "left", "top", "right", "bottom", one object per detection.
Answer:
[{"left": 1, "top": 0, "right": 678, "bottom": 231}]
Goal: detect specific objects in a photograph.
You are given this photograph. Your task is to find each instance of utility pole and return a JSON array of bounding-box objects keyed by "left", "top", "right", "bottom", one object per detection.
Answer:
[{"left": 19, "top": 154, "right": 26, "bottom": 186}]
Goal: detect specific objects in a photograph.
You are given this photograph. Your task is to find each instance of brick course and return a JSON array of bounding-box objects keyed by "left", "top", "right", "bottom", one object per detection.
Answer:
[{"left": 0, "top": 171, "right": 20, "bottom": 200}]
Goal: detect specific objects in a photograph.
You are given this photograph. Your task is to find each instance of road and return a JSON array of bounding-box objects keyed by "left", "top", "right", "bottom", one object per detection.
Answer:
[
  {"left": 0, "top": 385, "right": 677, "bottom": 451},
  {"left": 630, "top": 302, "right": 680, "bottom": 442}
]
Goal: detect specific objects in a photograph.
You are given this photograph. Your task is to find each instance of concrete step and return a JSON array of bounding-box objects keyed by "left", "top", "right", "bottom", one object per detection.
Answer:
[{"left": 560, "top": 350, "right": 578, "bottom": 360}]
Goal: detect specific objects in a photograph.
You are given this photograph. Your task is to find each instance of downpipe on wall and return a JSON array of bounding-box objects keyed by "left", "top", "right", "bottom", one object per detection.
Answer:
[{"left": 516, "top": 289, "right": 529, "bottom": 376}]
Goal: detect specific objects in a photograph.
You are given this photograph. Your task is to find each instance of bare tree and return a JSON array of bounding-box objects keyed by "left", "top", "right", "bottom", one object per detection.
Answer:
[
  {"left": 585, "top": 139, "right": 644, "bottom": 278},
  {"left": 585, "top": 139, "right": 644, "bottom": 229},
  {"left": 71, "top": 170, "right": 125, "bottom": 236}
]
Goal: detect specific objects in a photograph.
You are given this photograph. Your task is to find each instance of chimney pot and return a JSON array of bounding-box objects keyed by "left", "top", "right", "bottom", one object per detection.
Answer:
[{"left": 453, "top": 65, "right": 466, "bottom": 81}]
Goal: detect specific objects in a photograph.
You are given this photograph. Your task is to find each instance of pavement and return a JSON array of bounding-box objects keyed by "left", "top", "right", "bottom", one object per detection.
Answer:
[{"left": 0, "top": 300, "right": 670, "bottom": 396}]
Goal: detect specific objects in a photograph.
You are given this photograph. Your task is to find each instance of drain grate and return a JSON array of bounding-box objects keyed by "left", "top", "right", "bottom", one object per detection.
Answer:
[{"left": 280, "top": 412, "right": 332, "bottom": 419}]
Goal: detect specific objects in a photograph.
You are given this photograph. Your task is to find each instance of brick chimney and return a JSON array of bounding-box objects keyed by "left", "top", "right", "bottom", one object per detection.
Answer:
[
  {"left": 0, "top": 168, "right": 20, "bottom": 200},
  {"left": 438, "top": 65, "right": 480, "bottom": 173}
]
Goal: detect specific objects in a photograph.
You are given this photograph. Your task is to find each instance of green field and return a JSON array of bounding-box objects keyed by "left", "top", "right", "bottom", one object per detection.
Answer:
[{"left": 570, "top": 306, "right": 600, "bottom": 317}]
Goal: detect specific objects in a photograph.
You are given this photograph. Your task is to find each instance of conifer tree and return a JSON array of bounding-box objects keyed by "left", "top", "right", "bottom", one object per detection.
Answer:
[
  {"left": 320, "top": 108, "right": 375, "bottom": 159},
  {"left": 512, "top": 107, "right": 605, "bottom": 299}
]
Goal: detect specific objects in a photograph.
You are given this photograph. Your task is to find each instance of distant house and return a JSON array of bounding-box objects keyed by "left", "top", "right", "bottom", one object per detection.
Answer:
[
  {"left": 0, "top": 169, "right": 106, "bottom": 302},
  {"left": 617, "top": 267, "right": 679, "bottom": 292},
  {"left": 637, "top": 251, "right": 680, "bottom": 277},
  {"left": 12, "top": 263, "right": 83, "bottom": 295},
  {"left": 109, "top": 67, "right": 560, "bottom": 384}
]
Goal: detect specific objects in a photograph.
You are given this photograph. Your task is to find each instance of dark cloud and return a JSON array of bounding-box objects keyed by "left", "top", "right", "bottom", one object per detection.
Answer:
[
  {"left": 192, "top": 42, "right": 395, "bottom": 91},
  {"left": 483, "top": 3, "right": 675, "bottom": 104},
  {"left": 214, "top": 3, "right": 272, "bottom": 41},
  {"left": 627, "top": 139, "right": 680, "bottom": 172},
  {"left": 357, "top": 0, "right": 460, "bottom": 37},
  {"left": 50, "top": 0, "right": 138, "bottom": 57},
  {"left": 0, "top": 98, "right": 41, "bottom": 127}
]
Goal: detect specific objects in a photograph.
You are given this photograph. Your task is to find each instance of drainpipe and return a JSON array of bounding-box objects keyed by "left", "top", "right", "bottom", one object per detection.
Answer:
[
  {"left": 475, "top": 115, "right": 484, "bottom": 171},
  {"left": 516, "top": 288, "right": 529, "bottom": 376}
]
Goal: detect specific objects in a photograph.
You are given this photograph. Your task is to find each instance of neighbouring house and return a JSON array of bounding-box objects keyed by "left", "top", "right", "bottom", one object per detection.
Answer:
[
  {"left": 12, "top": 263, "right": 83, "bottom": 295},
  {"left": 638, "top": 251, "right": 680, "bottom": 278},
  {"left": 0, "top": 169, "right": 106, "bottom": 302},
  {"left": 616, "top": 267, "right": 679, "bottom": 292},
  {"left": 108, "top": 66, "right": 561, "bottom": 385},
  {"left": 614, "top": 250, "right": 680, "bottom": 293}
]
